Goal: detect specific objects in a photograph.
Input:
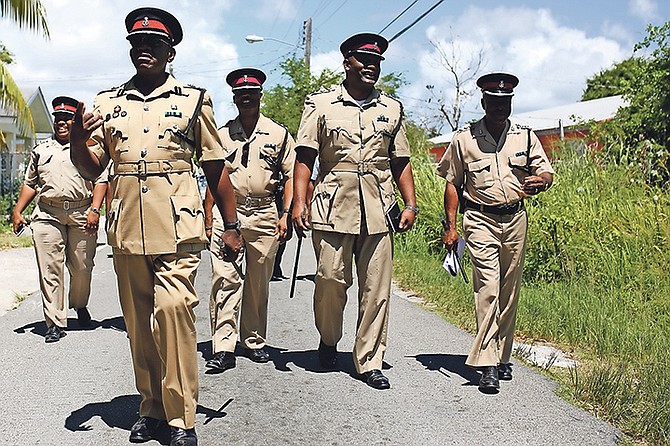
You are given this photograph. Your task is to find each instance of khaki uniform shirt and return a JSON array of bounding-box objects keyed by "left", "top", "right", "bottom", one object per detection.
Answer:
[
  {"left": 437, "top": 118, "right": 554, "bottom": 205},
  {"left": 296, "top": 84, "right": 410, "bottom": 235},
  {"left": 25, "top": 138, "right": 106, "bottom": 202},
  {"left": 220, "top": 114, "right": 295, "bottom": 202},
  {"left": 87, "top": 75, "right": 225, "bottom": 255}
]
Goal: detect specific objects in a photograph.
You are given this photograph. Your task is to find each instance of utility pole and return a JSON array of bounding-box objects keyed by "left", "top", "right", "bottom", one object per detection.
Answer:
[{"left": 303, "top": 17, "right": 312, "bottom": 71}]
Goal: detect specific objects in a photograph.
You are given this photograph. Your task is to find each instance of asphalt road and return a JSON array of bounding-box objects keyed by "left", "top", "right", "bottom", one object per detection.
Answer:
[{"left": 0, "top": 235, "right": 620, "bottom": 445}]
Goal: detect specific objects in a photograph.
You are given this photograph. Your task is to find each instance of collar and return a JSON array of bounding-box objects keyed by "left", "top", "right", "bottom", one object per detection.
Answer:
[{"left": 334, "top": 83, "right": 383, "bottom": 107}]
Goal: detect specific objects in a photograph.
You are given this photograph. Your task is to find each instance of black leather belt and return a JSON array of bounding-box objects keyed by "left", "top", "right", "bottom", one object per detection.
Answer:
[{"left": 464, "top": 199, "right": 524, "bottom": 216}]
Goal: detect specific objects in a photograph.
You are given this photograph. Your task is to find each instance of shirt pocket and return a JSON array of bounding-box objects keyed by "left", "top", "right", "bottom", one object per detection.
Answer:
[
  {"left": 310, "top": 182, "right": 340, "bottom": 227},
  {"left": 371, "top": 119, "right": 395, "bottom": 152},
  {"left": 323, "top": 118, "right": 357, "bottom": 149},
  {"left": 467, "top": 158, "right": 495, "bottom": 189},
  {"left": 170, "top": 195, "right": 205, "bottom": 244}
]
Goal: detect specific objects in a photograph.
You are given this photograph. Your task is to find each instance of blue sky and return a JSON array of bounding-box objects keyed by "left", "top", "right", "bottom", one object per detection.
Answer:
[{"left": 2, "top": 0, "right": 668, "bottom": 133}]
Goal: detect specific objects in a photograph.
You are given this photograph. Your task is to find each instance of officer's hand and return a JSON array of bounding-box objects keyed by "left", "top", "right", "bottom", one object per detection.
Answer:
[
  {"left": 205, "top": 227, "right": 212, "bottom": 242},
  {"left": 275, "top": 214, "right": 292, "bottom": 243},
  {"left": 522, "top": 175, "right": 547, "bottom": 196},
  {"left": 291, "top": 204, "right": 310, "bottom": 239},
  {"left": 443, "top": 228, "right": 460, "bottom": 251},
  {"left": 70, "top": 102, "right": 103, "bottom": 148},
  {"left": 219, "top": 229, "right": 243, "bottom": 262},
  {"left": 12, "top": 213, "right": 27, "bottom": 235},
  {"left": 84, "top": 209, "right": 100, "bottom": 236},
  {"left": 398, "top": 208, "right": 416, "bottom": 232}
]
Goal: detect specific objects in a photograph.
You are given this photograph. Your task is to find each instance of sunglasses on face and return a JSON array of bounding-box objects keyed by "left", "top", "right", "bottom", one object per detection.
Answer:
[{"left": 128, "top": 35, "right": 171, "bottom": 50}]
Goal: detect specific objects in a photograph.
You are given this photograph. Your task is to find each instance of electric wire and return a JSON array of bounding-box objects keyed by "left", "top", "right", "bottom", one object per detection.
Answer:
[
  {"left": 379, "top": 0, "right": 418, "bottom": 34},
  {"left": 389, "top": 0, "right": 445, "bottom": 43}
]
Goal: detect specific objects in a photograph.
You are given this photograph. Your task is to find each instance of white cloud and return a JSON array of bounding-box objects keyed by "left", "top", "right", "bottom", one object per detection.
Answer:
[
  {"left": 255, "top": 0, "right": 298, "bottom": 21},
  {"left": 628, "top": 0, "right": 658, "bottom": 21},
  {"left": 404, "top": 6, "right": 628, "bottom": 129},
  {"left": 1, "top": 0, "right": 239, "bottom": 120}
]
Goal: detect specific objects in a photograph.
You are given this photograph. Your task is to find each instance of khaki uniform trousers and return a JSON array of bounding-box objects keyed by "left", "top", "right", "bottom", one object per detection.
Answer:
[
  {"left": 312, "top": 229, "right": 393, "bottom": 374},
  {"left": 113, "top": 251, "right": 201, "bottom": 430},
  {"left": 209, "top": 204, "right": 279, "bottom": 352},
  {"left": 31, "top": 203, "right": 97, "bottom": 328},
  {"left": 463, "top": 208, "right": 527, "bottom": 368}
]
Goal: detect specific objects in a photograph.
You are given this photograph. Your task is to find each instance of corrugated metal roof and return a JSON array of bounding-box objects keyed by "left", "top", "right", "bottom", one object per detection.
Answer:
[{"left": 429, "top": 95, "right": 627, "bottom": 145}]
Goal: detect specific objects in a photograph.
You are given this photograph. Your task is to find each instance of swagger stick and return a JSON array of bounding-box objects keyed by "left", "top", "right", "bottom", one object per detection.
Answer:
[{"left": 289, "top": 235, "right": 303, "bottom": 299}]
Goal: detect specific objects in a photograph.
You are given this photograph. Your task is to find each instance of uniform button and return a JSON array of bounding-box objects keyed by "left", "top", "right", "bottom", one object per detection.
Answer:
[
  {"left": 140, "top": 149, "right": 147, "bottom": 157},
  {"left": 143, "top": 127, "right": 149, "bottom": 133},
  {"left": 141, "top": 186, "right": 148, "bottom": 193},
  {"left": 143, "top": 105, "right": 149, "bottom": 111}
]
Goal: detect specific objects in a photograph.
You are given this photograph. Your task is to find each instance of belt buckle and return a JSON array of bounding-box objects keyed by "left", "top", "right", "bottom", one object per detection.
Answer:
[
  {"left": 137, "top": 159, "right": 147, "bottom": 177},
  {"left": 357, "top": 161, "right": 366, "bottom": 175},
  {"left": 244, "top": 196, "right": 254, "bottom": 207},
  {"left": 63, "top": 200, "right": 70, "bottom": 210}
]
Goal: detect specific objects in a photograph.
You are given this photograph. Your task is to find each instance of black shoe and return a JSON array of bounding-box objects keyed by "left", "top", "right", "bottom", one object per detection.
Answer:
[
  {"left": 76, "top": 308, "right": 91, "bottom": 327},
  {"left": 44, "top": 325, "right": 66, "bottom": 343},
  {"left": 498, "top": 363, "right": 513, "bottom": 381},
  {"left": 363, "top": 369, "right": 391, "bottom": 390},
  {"left": 317, "top": 340, "right": 337, "bottom": 369},
  {"left": 170, "top": 427, "right": 197, "bottom": 446},
  {"left": 271, "top": 271, "right": 288, "bottom": 281},
  {"left": 205, "top": 351, "right": 236, "bottom": 373},
  {"left": 479, "top": 366, "right": 500, "bottom": 392},
  {"left": 129, "top": 416, "right": 165, "bottom": 443},
  {"left": 244, "top": 347, "right": 270, "bottom": 363}
]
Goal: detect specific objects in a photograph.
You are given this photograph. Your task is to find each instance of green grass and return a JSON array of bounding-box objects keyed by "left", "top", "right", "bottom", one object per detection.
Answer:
[{"left": 395, "top": 145, "right": 670, "bottom": 445}]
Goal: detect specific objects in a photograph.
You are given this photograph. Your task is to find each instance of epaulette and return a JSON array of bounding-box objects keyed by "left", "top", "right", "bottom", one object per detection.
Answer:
[
  {"left": 312, "top": 86, "right": 336, "bottom": 96},
  {"left": 96, "top": 83, "right": 124, "bottom": 96}
]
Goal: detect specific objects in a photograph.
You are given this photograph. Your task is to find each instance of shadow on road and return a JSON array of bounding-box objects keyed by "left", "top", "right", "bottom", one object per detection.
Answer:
[
  {"left": 412, "top": 353, "right": 480, "bottom": 386},
  {"left": 13, "top": 316, "right": 127, "bottom": 338},
  {"left": 65, "top": 394, "right": 231, "bottom": 443}
]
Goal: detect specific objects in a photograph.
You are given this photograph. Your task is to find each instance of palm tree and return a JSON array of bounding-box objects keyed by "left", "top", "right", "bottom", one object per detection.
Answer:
[{"left": 1, "top": 0, "right": 49, "bottom": 145}]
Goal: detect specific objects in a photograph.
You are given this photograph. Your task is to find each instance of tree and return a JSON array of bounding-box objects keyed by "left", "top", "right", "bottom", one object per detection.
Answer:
[
  {"left": 0, "top": 0, "right": 49, "bottom": 144},
  {"left": 581, "top": 57, "right": 643, "bottom": 101},
  {"left": 424, "top": 37, "right": 485, "bottom": 133},
  {"left": 261, "top": 56, "right": 342, "bottom": 136},
  {"left": 589, "top": 22, "right": 670, "bottom": 186}
]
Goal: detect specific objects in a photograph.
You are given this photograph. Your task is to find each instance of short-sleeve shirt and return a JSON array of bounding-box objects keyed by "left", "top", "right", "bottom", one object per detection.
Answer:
[
  {"left": 296, "top": 84, "right": 410, "bottom": 235},
  {"left": 86, "top": 75, "right": 225, "bottom": 255},
  {"left": 25, "top": 138, "right": 106, "bottom": 202},
  {"left": 436, "top": 117, "right": 554, "bottom": 206},
  {"left": 219, "top": 113, "right": 295, "bottom": 200}
]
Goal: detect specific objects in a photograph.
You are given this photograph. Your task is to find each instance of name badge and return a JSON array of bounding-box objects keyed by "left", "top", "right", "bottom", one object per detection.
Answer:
[{"left": 165, "top": 111, "right": 182, "bottom": 118}]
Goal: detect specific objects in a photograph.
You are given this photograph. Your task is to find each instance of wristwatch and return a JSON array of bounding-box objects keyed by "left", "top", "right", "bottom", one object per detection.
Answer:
[
  {"left": 405, "top": 205, "right": 419, "bottom": 215},
  {"left": 90, "top": 207, "right": 100, "bottom": 215},
  {"left": 223, "top": 220, "right": 241, "bottom": 231}
]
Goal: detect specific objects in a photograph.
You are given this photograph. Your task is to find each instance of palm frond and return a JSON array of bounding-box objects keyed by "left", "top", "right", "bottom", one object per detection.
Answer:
[
  {"left": 0, "top": 60, "right": 35, "bottom": 136},
  {"left": 0, "top": 0, "right": 50, "bottom": 38}
]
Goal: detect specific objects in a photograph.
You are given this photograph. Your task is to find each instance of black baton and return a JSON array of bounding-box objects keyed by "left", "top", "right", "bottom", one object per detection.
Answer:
[{"left": 289, "top": 236, "right": 303, "bottom": 299}]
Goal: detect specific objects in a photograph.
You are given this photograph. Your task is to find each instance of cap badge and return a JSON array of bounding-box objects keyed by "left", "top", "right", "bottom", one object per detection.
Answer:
[
  {"left": 243, "top": 75, "right": 248, "bottom": 82},
  {"left": 142, "top": 17, "right": 149, "bottom": 27},
  {"left": 499, "top": 80, "right": 505, "bottom": 88}
]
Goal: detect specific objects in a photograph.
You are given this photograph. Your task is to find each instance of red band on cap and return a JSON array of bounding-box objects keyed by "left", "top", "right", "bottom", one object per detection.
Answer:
[
  {"left": 234, "top": 76, "right": 262, "bottom": 86},
  {"left": 481, "top": 81, "right": 513, "bottom": 90},
  {"left": 351, "top": 43, "right": 381, "bottom": 54},
  {"left": 131, "top": 18, "right": 172, "bottom": 37},
  {"left": 53, "top": 104, "right": 77, "bottom": 113}
]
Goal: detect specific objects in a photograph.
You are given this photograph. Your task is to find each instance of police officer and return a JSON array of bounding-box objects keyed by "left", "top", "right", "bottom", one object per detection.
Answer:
[
  {"left": 12, "top": 96, "right": 106, "bottom": 343},
  {"left": 292, "top": 33, "right": 417, "bottom": 390},
  {"left": 437, "top": 73, "right": 554, "bottom": 392},
  {"left": 69, "top": 8, "right": 242, "bottom": 446},
  {"left": 204, "top": 68, "right": 295, "bottom": 372}
]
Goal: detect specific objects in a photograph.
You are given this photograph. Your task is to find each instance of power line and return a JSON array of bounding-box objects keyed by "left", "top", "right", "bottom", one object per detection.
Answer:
[
  {"left": 379, "top": 0, "right": 418, "bottom": 34},
  {"left": 320, "top": 0, "right": 350, "bottom": 27},
  {"left": 388, "top": 0, "right": 445, "bottom": 43}
]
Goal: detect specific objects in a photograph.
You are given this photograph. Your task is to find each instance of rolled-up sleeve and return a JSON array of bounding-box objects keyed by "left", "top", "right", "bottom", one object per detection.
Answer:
[
  {"left": 196, "top": 92, "right": 225, "bottom": 163},
  {"left": 436, "top": 139, "right": 465, "bottom": 187},
  {"left": 295, "top": 95, "right": 320, "bottom": 153}
]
